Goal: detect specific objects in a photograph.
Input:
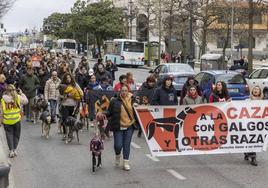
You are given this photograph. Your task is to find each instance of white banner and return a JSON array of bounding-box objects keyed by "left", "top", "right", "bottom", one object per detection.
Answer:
[{"left": 134, "top": 100, "right": 268, "bottom": 157}]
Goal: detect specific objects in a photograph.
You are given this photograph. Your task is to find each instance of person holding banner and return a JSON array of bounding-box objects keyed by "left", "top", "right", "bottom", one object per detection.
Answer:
[
  {"left": 151, "top": 75, "right": 178, "bottom": 105},
  {"left": 244, "top": 85, "right": 263, "bottom": 166},
  {"left": 114, "top": 75, "right": 129, "bottom": 92},
  {"left": 136, "top": 75, "right": 157, "bottom": 137},
  {"left": 98, "top": 85, "right": 137, "bottom": 171},
  {"left": 182, "top": 85, "right": 204, "bottom": 105},
  {"left": 209, "top": 81, "right": 231, "bottom": 103}
]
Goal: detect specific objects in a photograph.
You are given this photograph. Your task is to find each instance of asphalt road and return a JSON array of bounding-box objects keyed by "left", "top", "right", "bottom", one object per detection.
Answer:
[
  {"left": 11, "top": 118, "right": 268, "bottom": 188},
  {"left": 9, "top": 59, "right": 268, "bottom": 188}
]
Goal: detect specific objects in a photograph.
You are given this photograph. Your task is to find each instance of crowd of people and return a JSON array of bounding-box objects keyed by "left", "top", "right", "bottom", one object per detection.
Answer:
[{"left": 0, "top": 48, "right": 262, "bottom": 170}]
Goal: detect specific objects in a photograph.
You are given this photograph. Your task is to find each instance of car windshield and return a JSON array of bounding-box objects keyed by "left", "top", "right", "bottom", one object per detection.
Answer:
[
  {"left": 216, "top": 74, "right": 246, "bottom": 84},
  {"left": 173, "top": 76, "right": 189, "bottom": 84},
  {"left": 123, "top": 42, "right": 144, "bottom": 53},
  {"left": 168, "top": 65, "right": 194, "bottom": 73}
]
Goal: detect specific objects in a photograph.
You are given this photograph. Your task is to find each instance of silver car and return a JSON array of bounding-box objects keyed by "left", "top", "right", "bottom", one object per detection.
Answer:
[{"left": 149, "top": 63, "right": 195, "bottom": 94}]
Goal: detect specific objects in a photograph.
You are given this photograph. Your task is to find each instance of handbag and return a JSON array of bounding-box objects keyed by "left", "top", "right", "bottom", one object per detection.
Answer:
[{"left": 121, "top": 101, "right": 138, "bottom": 130}]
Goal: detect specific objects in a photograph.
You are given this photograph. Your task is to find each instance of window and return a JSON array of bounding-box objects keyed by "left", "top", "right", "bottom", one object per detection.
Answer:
[
  {"left": 259, "top": 69, "right": 268, "bottom": 79},
  {"left": 217, "top": 37, "right": 231, "bottom": 48},
  {"left": 250, "top": 69, "right": 262, "bottom": 79},
  {"left": 123, "top": 42, "right": 144, "bottom": 53},
  {"left": 239, "top": 37, "right": 255, "bottom": 49},
  {"left": 195, "top": 73, "right": 205, "bottom": 84},
  {"left": 201, "top": 73, "right": 214, "bottom": 85},
  {"left": 217, "top": 74, "right": 246, "bottom": 84},
  {"left": 160, "top": 65, "right": 168, "bottom": 73},
  {"left": 63, "top": 42, "right": 76, "bottom": 49},
  {"left": 114, "top": 42, "right": 122, "bottom": 55},
  {"left": 168, "top": 65, "right": 194, "bottom": 73}
]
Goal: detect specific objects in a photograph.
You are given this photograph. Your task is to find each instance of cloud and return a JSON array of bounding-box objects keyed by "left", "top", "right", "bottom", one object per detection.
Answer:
[{"left": 2, "top": 0, "right": 76, "bottom": 32}]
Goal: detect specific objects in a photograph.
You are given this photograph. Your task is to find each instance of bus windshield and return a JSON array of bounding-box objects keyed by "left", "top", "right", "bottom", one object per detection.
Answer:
[
  {"left": 123, "top": 42, "right": 144, "bottom": 53},
  {"left": 63, "top": 42, "right": 76, "bottom": 49}
]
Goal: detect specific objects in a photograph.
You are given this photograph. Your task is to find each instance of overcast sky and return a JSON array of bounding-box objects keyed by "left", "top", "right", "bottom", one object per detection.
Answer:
[{"left": 2, "top": 0, "right": 77, "bottom": 33}]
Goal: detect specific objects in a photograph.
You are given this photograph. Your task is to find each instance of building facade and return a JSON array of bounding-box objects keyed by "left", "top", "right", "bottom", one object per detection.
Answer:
[{"left": 206, "top": 2, "right": 268, "bottom": 60}]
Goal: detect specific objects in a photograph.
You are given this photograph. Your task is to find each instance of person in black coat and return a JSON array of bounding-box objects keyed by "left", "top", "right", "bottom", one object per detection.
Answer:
[
  {"left": 75, "top": 66, "right": 89, "bottom": 91},
  {"left": 106, "top": 59, "right": 118, "bottom": 83},
  {"left": 151, "top": 75, "right": 178, "bottom": 105},
  {"left": 95, "top": 63, "right": 112, "bottom": 85}
]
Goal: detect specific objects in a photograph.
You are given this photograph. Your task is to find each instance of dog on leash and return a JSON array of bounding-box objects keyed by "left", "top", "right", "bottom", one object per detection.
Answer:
[
  {"left": 64, "top": 116, "right": 83, "bottom": 143},
  {"left": 40, "top": 110, "right": 52, "bottom": 139},
  {"left": 32, "top": 94, "right": 48, "bottom": 124},
  {"left": 90, "top": 134, "right": 104, "bottom": 173}
]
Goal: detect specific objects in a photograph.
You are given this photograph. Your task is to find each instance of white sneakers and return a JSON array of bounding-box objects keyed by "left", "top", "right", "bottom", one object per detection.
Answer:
[
  {"left": 115, "top": 155, "right": 131, "bottom": 171},
  {"left": 123, "top": 160, "right": 130, "bottom": 171},
  {"left": 9, "top": 150, "right": 17, "bottom": 158}
]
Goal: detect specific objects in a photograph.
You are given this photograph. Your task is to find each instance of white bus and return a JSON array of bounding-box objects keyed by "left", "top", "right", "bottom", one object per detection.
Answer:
[
  {"left": 55, "top": 39, "right": 77, "bottom": 57},
  {"left": 104, "top": 39, "right": 144, "bottom": 67}
]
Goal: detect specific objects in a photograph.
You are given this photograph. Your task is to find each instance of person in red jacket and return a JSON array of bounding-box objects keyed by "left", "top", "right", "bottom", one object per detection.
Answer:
[
  {"left": 114, "top": 75, "right": 129, "bottom": 92},
  {"left": 209, "top": 81, "right": 231, "bottom": 103}
]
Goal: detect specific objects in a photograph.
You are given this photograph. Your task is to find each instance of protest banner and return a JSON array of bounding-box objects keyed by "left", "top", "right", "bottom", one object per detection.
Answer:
[{"left": 134, "top": 100, "right": 268, "bottom": 157}]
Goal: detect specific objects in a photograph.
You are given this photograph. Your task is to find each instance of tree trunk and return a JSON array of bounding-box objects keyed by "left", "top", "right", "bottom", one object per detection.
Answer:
[
  {"left": 201, "top": 25, "right": 207, "bottom": 55},
  {"left": 96, "top": 35, "right": 102, "bottom": 58},
  {"left": 157, "top": 0, "right": 162, "bottom": 65},
  {"left": 181, "top": 29, "right": 187, "bottom": 63},
  {"left": 222, "top": 23, "right": 231, "bottom": 70},
  {"left": 248, "top": 0, "right": 254, "bottom": 74}
]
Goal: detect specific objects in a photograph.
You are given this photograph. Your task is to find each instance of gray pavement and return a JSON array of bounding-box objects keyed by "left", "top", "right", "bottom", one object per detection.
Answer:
[
  {"left": 10, "top": 118, "right": 268, "bottom": 188},
  {"left": 7, "top": 58, "right": 268, "bottom": 188}
]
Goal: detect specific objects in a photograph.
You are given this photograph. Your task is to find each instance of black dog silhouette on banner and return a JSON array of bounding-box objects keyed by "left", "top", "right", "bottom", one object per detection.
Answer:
[{"left": 146, "top": 107, "right": 196, "bottom": 152}]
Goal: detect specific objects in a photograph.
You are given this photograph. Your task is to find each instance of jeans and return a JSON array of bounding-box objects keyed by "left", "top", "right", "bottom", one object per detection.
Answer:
[
  {"left": 49, "top": 99, "right": 57, "bottom": 120},
  {"left": 4, "top": 122, "right": 21, "bottom": 151},
  {"left": 113, "top": 126, "right": 134, "bottom": 160}
]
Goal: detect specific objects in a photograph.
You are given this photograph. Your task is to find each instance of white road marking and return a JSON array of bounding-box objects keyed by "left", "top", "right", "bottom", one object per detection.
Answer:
[
  {"left": 146, "top": 154, "right": 160, "bottom": 162},
  {"left": 167, "top": 169, "right": 187, "bottom": 180},
  {"left": 131, "top": 142, "right": 141, "bottom": 149}
]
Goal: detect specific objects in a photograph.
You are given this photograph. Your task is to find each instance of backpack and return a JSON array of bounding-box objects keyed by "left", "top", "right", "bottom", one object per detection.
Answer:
[{"left": 90, "top": 136, "right": 104, "bottom": 155}]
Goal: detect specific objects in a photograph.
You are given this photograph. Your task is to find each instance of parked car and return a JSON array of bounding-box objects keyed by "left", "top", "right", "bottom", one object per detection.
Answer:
[
  {"left": 149, "top": 63, "right": 195, "bottom": 94},
  {"left": 246, "top": 67, "right": 268, "bottom": 97},
  {"left": 195, "top": 70, "right": 249, "bottom": 100}
]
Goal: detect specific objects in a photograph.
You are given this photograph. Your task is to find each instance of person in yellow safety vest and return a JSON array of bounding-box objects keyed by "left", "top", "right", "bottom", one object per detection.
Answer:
[{"left": 1, "top": 84, "right": 28, "bottom": 158}]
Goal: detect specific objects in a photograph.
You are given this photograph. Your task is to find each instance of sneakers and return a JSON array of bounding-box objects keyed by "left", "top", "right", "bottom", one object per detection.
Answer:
[
  {"left": 8, "top": 150, "right": 15, "bottom": 158},
  {"left": 13, "top": 150, "right": 17, "bottom": 157},
  {"left": 123, "top": 160, "right": 130, "bottom": 171},
  {"left": 115, "top": 155, "right": 120, "bottom": 167}
]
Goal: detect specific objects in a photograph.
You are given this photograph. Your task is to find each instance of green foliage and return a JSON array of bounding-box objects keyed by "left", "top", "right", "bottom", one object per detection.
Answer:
[
  {"left": 43, "top": 13, "right": 73, "bottom": 38},
  {"left": 43, "top": 0, "right": 125, "bottom": 46}
]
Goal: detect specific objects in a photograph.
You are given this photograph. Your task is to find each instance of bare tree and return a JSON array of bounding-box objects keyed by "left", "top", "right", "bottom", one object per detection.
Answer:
[
  {"left": 0, "top": 0, "right": 15, "bottom": 18},
  {"left": 187, "top": 0, "right": 219, "bottom": 56}
]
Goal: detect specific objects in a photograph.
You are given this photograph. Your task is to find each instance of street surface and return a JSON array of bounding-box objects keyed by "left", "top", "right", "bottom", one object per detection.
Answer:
[{"left": 9, "top": 59, "right": 268, "bottom": 188}]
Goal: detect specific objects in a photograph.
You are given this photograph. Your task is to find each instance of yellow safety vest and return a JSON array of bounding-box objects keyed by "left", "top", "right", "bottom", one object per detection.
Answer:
[{"left": 1, "top": 97, "right": 21, "bottom": 125}]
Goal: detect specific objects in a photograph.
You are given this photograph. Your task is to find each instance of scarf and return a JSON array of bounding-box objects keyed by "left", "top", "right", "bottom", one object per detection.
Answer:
[{"left": 187, "top": 91, "right": 198, "bottom": 100}]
